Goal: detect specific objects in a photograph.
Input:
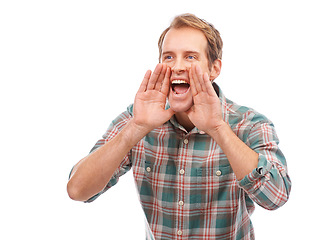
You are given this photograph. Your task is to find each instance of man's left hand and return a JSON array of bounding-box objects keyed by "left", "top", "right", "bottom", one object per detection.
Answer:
[{"left": 186, "top": 64, "right": 225, "bottom": 134}]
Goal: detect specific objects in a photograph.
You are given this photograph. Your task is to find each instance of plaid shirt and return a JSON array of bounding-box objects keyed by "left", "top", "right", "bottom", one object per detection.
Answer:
[{"left": 85, "top": 87, "right": 291, "bottom": 240}]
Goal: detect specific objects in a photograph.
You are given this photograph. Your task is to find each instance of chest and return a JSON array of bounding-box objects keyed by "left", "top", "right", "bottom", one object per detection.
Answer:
[{"left": 131, "top": 130, "right": 238, "bottom": 207}]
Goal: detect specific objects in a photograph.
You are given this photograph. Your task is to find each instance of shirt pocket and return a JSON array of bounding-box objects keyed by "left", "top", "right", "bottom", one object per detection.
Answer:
[
  {"left": 143, "top": 160, "right": 177, "bottom": 207},
  {"left": 193, "top": 164, "right": 238, "bottom": 211}
]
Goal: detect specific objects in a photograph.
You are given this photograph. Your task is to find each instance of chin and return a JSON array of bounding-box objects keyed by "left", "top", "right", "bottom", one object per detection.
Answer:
[{"left": 168, "top": 99, "right": 193, "bottom": 113}]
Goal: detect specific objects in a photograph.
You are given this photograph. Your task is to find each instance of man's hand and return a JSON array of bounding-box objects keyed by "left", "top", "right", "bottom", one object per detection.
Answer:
[
  {"left": 187, "top": 64, "right": 225, "bottom": 134},
  {"left": 132, "top": 63, "right": 175, "bottom": 133}
]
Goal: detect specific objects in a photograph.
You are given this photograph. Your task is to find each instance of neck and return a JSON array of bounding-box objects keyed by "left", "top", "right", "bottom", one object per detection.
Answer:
[{"left": 174, "top": 112, "right": 195, "bottom": 132}]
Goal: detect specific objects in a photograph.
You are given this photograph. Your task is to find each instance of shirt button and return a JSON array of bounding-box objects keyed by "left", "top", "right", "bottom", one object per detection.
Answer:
[
  {"left": 177, "top": 230, "right": 182, "bottom": 236},
  {"left": 216, "top": 170, "right": 222, "bottom": 176},
  {"left": 146, "top": 167, "right": 151, "bottom": 172},
  {"left": 183, "top": 138, "right": 189, "bottom": 144},
  {"left": 179, "top": 169, "right": 185, "bottom": 175},
  {"left": 178, "top": 200, "right": 184, "bottom": 206}
]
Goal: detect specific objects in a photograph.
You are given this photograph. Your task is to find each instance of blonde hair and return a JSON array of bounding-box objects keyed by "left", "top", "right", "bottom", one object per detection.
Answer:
[{"left": 158, "top": 13, "right": 223, "bottom": 68}]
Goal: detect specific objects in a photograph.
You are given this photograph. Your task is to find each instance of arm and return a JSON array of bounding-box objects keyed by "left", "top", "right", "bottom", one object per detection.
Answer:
[
  {"left": 67, "top": 120, "right": 147, "bottom": 202},
  {"left": 207, "top": 123, "right": 259, "bottom": 181},
  {"left": 187, "top": 64, "right": 291, "bottom": 209},
  {"left": 210, "top": 119, "right": 291, "bottom": 210},
  {"left": 67, "top": 64, "right": 174, "bottom": 202}
]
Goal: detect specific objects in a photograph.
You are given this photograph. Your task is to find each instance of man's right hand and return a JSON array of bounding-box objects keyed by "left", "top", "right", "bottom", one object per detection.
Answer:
[{"left": 131, "top": 63, "right": 175, "bottom": 133}]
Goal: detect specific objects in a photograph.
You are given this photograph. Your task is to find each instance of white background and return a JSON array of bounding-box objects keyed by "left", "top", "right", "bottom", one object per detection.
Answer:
[{"left": 1, "top": 0, "right": 327, "bottom": 239}]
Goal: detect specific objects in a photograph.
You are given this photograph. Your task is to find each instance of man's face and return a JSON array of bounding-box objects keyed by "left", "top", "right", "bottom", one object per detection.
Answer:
[{"left": 161, "top": 27, "right": 215, "bottom": 113}]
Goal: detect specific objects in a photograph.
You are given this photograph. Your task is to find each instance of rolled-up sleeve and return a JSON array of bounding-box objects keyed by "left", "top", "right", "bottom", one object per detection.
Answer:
[
  {"left": 238, "top": 121, "right": 292, "bottom": 210},
  {"left": 83, "top": 106, "right": 134, "bottom": 203}
]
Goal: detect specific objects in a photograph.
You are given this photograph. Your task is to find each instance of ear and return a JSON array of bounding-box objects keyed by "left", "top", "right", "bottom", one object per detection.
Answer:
[{"left": 209, "top": 59, "right": 222, "bottom": 81}]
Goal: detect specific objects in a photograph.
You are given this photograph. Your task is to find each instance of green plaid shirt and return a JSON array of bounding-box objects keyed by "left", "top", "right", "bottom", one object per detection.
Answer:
[{"left": 84, "top": 86, "right": 291, "bottom": 240}]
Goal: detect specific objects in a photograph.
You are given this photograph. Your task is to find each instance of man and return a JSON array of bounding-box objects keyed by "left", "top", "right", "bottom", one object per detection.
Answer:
[{"left": 67, "top": 13, "right": 291, "bottom": 239}]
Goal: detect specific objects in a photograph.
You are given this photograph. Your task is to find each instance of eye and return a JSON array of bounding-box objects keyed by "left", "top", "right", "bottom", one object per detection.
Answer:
[
  {"left": 187, "top": 55, "right": 195, "bottom": 60},
  {"left": 164, "top": 55, "right": 172, "bottom": 60}
]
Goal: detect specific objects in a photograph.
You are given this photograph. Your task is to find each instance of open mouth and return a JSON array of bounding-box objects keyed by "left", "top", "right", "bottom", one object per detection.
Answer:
[{"left": 171, "top": 80, "right": 190, "bottom": 94}]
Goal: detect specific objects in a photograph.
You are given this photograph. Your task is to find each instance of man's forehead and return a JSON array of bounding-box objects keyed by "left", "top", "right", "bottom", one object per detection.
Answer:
[{"left": 162, "top": 27, "right": 207, "bottom": 53}]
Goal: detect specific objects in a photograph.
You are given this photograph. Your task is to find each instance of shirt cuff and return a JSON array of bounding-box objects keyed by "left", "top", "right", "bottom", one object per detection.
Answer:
[{"left": 238, "top": 153, "right": 272, "bottom": 191}]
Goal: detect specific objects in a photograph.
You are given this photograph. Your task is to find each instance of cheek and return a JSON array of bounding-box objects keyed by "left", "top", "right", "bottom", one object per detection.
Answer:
[
  {"left": 166, "top": 62, "right": 174, "bottom": 69},
  {"left": 200, "top": 63, "right": 211, "bottom": 73}
]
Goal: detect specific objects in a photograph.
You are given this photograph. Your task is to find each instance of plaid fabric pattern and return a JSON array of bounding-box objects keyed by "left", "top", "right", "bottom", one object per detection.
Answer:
[{"left": 85, "top": 87, "right": 291, "bottom": 240}]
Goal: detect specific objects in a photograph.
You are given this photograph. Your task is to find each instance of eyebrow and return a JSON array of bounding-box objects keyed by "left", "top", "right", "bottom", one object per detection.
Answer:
[{"left": 162, "top": 50, "right": 200, "bottom": 56}]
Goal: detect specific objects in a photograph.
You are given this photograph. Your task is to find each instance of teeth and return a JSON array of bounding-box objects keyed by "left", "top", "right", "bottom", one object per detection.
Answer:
[{"left": 172, "top": 80, "right": 188, "bottom": 84}]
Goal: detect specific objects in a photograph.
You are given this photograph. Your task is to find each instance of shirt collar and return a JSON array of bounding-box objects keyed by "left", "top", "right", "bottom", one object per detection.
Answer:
[{"left": 168, "top": 115, "right": 204, "bottom": 134}]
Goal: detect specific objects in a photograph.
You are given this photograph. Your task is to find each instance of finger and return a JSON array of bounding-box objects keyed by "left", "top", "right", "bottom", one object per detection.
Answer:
[
  {"left": 203, "top": 72, "right": 217, "bottom": 96},
  {"left": 154, "top": 64, "right": 167, "bottom": 91},
  {"left": 147, "top": 63, "right": 163, "bottom": 90},
  {"left": 189, "top": 67, "right": 198, "bottom": 96},
  {"left": 160, "top": 66, "right": 171, "bottom": 95},
  {"left": 195, "top": 64, "right": 206, "bottom": 92},
  {"left": 191, "top": 64, "right": 203, "bottom": 93},
  {"left": 137, "top": 70, "right": 152, "bottom": 93}
]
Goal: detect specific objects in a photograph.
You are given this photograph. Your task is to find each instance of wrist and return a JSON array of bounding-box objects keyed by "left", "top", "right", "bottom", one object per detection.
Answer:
[
  {"left": 207, "top": 121, "right": 231, "bottom": 144},
  {"left": 125, "top": 118, "right": 151, "bottom": 143}
]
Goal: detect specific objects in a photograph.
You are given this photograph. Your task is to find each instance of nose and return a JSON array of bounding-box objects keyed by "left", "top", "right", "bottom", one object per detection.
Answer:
[{"left": 171, "top": 58, "right": 189, "bottom": 74}]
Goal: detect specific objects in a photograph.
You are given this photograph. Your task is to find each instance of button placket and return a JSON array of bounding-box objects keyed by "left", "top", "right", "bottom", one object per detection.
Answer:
[{"left": 176, "top": 135, "right": 189, "bottom": 238}]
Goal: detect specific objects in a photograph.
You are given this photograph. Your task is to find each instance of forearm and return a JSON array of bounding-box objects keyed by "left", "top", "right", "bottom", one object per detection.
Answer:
[
  {"left": 67, "top": 120, "right": 148, "bottom": 201},
  {"left": 208, "top": 122, "right": 259, "bottom": 181}
]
